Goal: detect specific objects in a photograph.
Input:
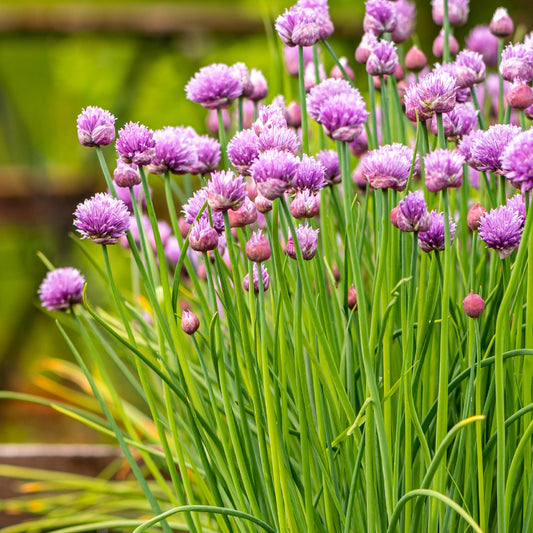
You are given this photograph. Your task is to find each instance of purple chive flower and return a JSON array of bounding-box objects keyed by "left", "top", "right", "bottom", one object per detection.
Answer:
[
  {"left": 255, "top": 193, "right": 273, "bottom": 214},
  {"left": 355, "top": 32, "right": 378, "bottom": 64},
  {"left": 465, "top": 25, "right": 499, "bottom": 67},
  {"left": 366, "top": 39, "right": 399, "bottom": 76},
  {"left": 206, "top": 170, "right": 246, "bottom": 212},
  {"left": 499, "top": 43, "right": 533, "bottom": 83},
  {"left": 253, "top": 104, "right": 288, "bottom": 135},
  {"left": 478, "top": 204, "right": 523, "bottom": 258},
  {"left": 395, "top": 190, "right": 431, "bottom": 232},
  {"left": 363, "top": 0, "right": 397, "bottom": 36},
  {"left": 249, "top": 69, "right": 268, "bottom": 101},
  {"left": 463, "top": 292, "right": 485, "bottom": 318},
  {"left": 418, "top": 210, "right": 456, "bottom": 253},
  {"left": 458, "top": 129, "right": 484, "bottom": 166},
  {"left": 507, "top": 194, "right": 526, "bottom": 226},
  {"left": 469, "top": 124, "right": 522, "bottom": 174},
  {"left": 430, "top": 102, "right": 478, "bottom": 139},
  {"left": 431, "top": 0, "right": 469, "bottom": 27},
  {"left": 228, "top": 196, "right": 257, "bottom": 228},
  {"left": 113, "top": 159, "right": 141, "bottom": 188},
  {"left": 283, "top": 44, "right": 314, "bottom": 76},
  {"left": 243, "top": 264, "right": 270, "bottom": 293},
  {"left": 232, "top": 62, "right": 254, "bottom": 98},
  {"left": 306, "top": 78, "right": 353, "bottom": 121},
  {"left": 181, "top": 310, "right": 200, "bottom": 335},
  {"left": 77, "top": 106, "right": 116, "bottom": 147},
  {"left": 467, "top": 203, "right": 487, "bottom": 231},
  {"left": 360, "top": 143, "right": 417, "bottom": 191},
  {"left": 318, "top": 92, "right": 370, "bottom": 142},
  {"left": 290, "top": 189, "right": 320, "bottom": 219},
  {"left": 257, "top": 125, "right": 300, "bottom": 154},
  {"left": 285, "top": 224, "right": 319, "bottom": 260},
  {"left": 291, "top": 154, "right": 326, "bottom": 193},
  {"left": 506, "top": 79, "right": 533, "bottom": 110},
  {"left": 185, "top": 63, "right": 243, "bottom": 110},
  {"left": 404, "top": 84, "right": 433, "bottom": 123},
  {"left": 182, "top": 188, "right": 224, "bottom": 233},
  {"left": 114, "top": 182, "right": 145, "bottom": 212},
  {"left": 390, "top": 0, "right": 416, "bottom": 43},
  {"left": 415, "top": 71, "right": 458, "bottom": 116},
  {"left": 490, "top": 7, "right": 514, "bottom": 38},
  {"left": 502, "top": 129, "right": 533, "bottom": 193},
  {"left": 149, "top": 126, "right": 198, "bottom": 175},
  {"left": 227, "top": 129, "right": 260, "bottom": 175},
  {"left": 316, "top": 149, "right": 341, "bottom": 184},
  {"left": 189, "top": 218, "right": 219, "bottom": 252},
  {"left": 424, "top": 149, "right": 465, "bottom": 193},
  {"left": 245, "top": 230, "right": 271, "bottom": 263},
  {"left": 38, "top": 267, "right": 85, "bottom": 311},
  {"left": 74, "top": 192, "right": 130, "bottom": 245},
  {"left": 433, "top": 30, "right": 460, "bottom": 59},
  {"left": 116, "top": 122, "right": 156, "bottom": 165},
  {"left": 187, "top": 135, "right": 221, "bottom": 175},
  {"left": 275, "top": 5, "right": 332, "bottom": 48},
  {"left": 349, "top": 130, "right": 369, "bottom": 157},
  {"left": 250, "top": 149, "right": 300, "bottom": 200},
  {"left": 455, "top": 50, "right": 486, "bottom": 85}
]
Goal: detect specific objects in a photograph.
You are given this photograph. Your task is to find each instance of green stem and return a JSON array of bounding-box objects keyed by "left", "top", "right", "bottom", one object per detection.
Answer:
[
  {"left": 217, "top": 108, "right": 229, "bottom": 169},
  {"left": 298, "top": 45, "right": 310, "bottom": 154}
]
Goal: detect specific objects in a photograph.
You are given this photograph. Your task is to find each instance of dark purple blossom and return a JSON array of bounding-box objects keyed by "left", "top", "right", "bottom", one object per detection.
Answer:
[
  {"left": 286, "top": 223, "right": 319, "bottom": 260},
  {"left": 227, "top": 129, "right": 260, "bottom": 175},
  {"left": 418, "top": 210, "right": 456, "bottom": 253},
  {"left": 243, "top": 264, "right": 270, "bottom": 293},
  {"left": 116, "top": 122, "right": 156, "bottom": 166},
  {"left": 363, "top": 0, "right": 397, "bottom": 36},
  {"left": 189, "top": 218, "right": 219, "bottom": 253},
  {"left": 478, "top": 204, "right": 523, "bottom": 258},
  {"left": 465, "top": 25, "right": 499, "bottom": 68},
  {"left": 360, "top": 143, "right": 417, "bottom": 191},
  {"left": 206, "top": 170, "right": 246, "bottom": 212},
  {"left": 469, "top": 124, "right": 522, "bottom": 174},
  {"left": 431, "top": 0, "right": 469, "bottom": 27},
  {"left": 390, "top": 0, "right": 416, "bottom": 43},
  {"left": 499, "top": 43, "right": 533, "bottom": 83},
  {"left": 424, "top": 149, "right": 465, "bottom": 192},
  {"left": 366, "top": 39, "right": 399, "bottom": 76},
  {"left": 149, "top": 126, "right": 198, "bottom": 175},
  {"left": 74, "top": 192, "right": 130, "bottom": 245},
  {"left": 38, "top": 267, "right": 85, "bottom": 311},
  {"left": 395, "top": 190, "right": 431, "bottom": 232},
  {"left": 182, "top": 188, "right": 224, "bottom": 233},
  {"left": 318, "top": 92, "right": 369, "bottom": 142},
  {"left": 316, "top": 149, "right": 341, "bottom": 184},
  {"left": 250, "top": 149, "right": 300, "bottom": 200},
  {"left": 185, "top": 63, "right": 243, "bottom": 110},
  {"left": 77, "top": 106, "right": 116, "bottom": 147},
  {"left": 502, "top": 129, "right": 533, "bottom": 192}
]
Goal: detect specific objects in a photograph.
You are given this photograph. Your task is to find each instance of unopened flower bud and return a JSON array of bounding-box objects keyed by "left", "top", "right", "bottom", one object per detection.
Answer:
[
  {"left": 463, "top": 292, "right": 485, "bottom": 318},
  {"left": 245, "top": 230, "right": 271, "bottom": 263},
  {"left": 467, "top": 203, "right": 487, "bottom": 231},
  {"left": 290, "top": 190, "right": 320, "bottom": 219},
  {"left": 286, "top": 101, "right": 302, "bottom": 128},
  {"left": 347, "top": 285, "right": 358, "bottom": 310},
  {"left": 490, "top": 8, "right": 514, "bottom": 38},
  {"left": 228, "top": 197, "right": 257, "bottom": 228},
  {"left": 189, "top": 219, "right": 219, "bottom": 252},
  {"left": 390, "top": 205, "right": 400, "bottom": 228},
  {"left": 255, "top": 193, "right": 273, "bottom": 214},
  {"left": 506, "top": 79, "right": 533, "bottom": 110},
  {"left": 433, "top": 29, "right": 459, "bottom": 58},
  {"left": 405, "top": 46, "right": 427, "bottom": 72},
  {"left": 181, "top": 310, "right": 200, "bottom": 335}
]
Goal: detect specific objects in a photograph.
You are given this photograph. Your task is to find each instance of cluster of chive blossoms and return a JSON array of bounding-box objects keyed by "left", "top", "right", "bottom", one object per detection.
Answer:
[{"left": 39, "top": 0, "right": 533, "bottom": 328}]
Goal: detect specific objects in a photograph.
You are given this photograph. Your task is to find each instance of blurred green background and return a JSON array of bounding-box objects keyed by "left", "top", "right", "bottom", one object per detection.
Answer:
[{"left": 0, "top": 0, "right": 531, "bottom": 442}]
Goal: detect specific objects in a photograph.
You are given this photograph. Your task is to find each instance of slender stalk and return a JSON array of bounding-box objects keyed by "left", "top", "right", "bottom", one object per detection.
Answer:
[
  {"left": 217, "top": 108, "right": 229, "bottom": 169},
  {"left": 298, "top": 45, "right": 310, "bottom": 154}
]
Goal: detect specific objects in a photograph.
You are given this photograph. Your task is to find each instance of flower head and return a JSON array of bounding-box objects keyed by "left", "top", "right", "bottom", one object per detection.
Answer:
[
  {"left": 245, "top": 230, "right": 271, "bottom": 263},
  {"left": 291, "top": 154, "right": 326, "bottom": 193},
  {"left": 243, "top": 264, "right": 270, "bottom": 293},
  {"left": 306, "top": 78, "right": 354, "bottom": 121},
  {"left": 275, "top": 5, "right": 332, "bottom": 47},
  {"left": 188, "top": 134, "right": 221, "bottom": 175},
  {"left": 257, "top": 125, "right": 300, "bottom": 154},
  {"left": 396, "top": 190, "right": 431, "bottom": 232},
  {"left": 424, "top": 148, "right": 465, "bottom": 193},
  {"left": 227, "top": 129, "right": 260, "bottom": 175},
  {"left": 490, "top": 7, "right": 514, "bottom": 38},
  {"left": 390, "top": 0, "right": 416, "bottom": 43},
  {"left": 290, "top": 189, "right": 320, "bottom": 219},
  {"left": 150, "top": 126, "right": 198, "bottom": 175},
  {"left": 181, "top": 310, "right": 200, "bottom": 335},
  {"left": 463, "top": 292, "right": 485, "bottom": 318},
  {"left": 465, "top": 25, "right": 499, "bottom": 67},
  {"left": 501, "top": 129, "right": 533, "bottom": 193},
  {"left": 189, "top": 218, "right": 219, "bottom": 252},
  {"left": 286, "top": 224, "right": 319, "bottom": 260},
  {"left": 418, "top": 210, "right": 456, "bottom": 253},
  {"left": 366, "top": 39, "right": 399, "bottom": 76},
  {"left": 250, "top": 149, "right": 300, "bottom": 200},
  {"left": 467, "top": 203, "right": 487, "bottom": 231},
  {"left": 74, "top": 192, "right": 130, "bottom": 245},
  {"left": 363, "top": 0, "right": 397, "bottom": 36},
  {"left": 114, "top": 181, "right": 145, "bottom": 212},
  {"left": 283, "top": 44, "right": 314, "bottom": 76},
  {"left": 405, "top": 45, "right": 427, "bottom": 72},
  {"left": 206, "top": 170, "right": 246, "bottom": 212},
  {"left": 228, "top": 196, "right": 258, "bottom": 228},
  {"left": 186, "top": 63, "right": 243, "bottom": 109},
  {"left": 249, "top": 69, "right": 268, "bottom": 101},
  {"left": 318, "top": 92, "right": 369, "bottom": 142},
  {"left": 316, "top": 149, "right": 341, "bottom": 184},
  {"left": 430, "top": 102, "right": 478, "bottom": 139},
  {"left": 360, "top": 143, "right": 417, "bottom": 191},
  {"left": 116, "top": 122, "right": 156, "bottom": 165},
  {"left": 182, "top": 188, "right": 224, "bottom": 233},
  {"left": 507, "top": 194, "right": 526, "bottom": 226},
  {"left": 455, "top": 50, "right": 486, "bottom": 85},
  {"left": 415, "top": 71, "right": 458, "bottom": 116},
  {"left": 499, "top": 43, "right": 533, "bottom": 83},
  {"left": 478, "top": 204, "right": 523, "bottom": 258},
  {"left": 77, "top": 106, "right": 116, "bottom": 147},
  {"left": 113, "top": 159, "right": 141, "bottom": 188},
  {"left": 38, "top": 267, "right": 85, "bottom": 311}
]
